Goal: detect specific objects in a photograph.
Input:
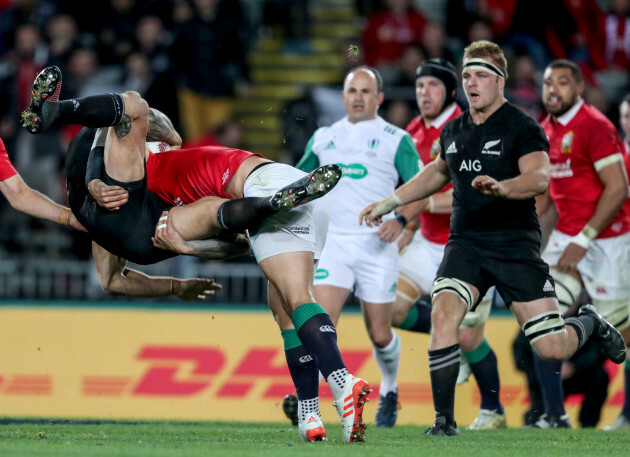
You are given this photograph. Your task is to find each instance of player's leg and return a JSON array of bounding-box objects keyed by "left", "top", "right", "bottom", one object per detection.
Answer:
[
  {"left": 268, "top": 282, "right": 325, "bottom": 442},
  {"left": 360, "top": 300, "right": 401, "bottom": 428},
  {"left": 605, "top": 325, "right": 630, "bottom": 430},
  {"left": 391, "top": 232, "right": 439, "bottom": 333},
  {"left": 22, "top": 65, "right": 125, "bottom": 134},
  {"left": 260, "top": 252, "right": 372, "bottom": 443},
  {"left": 424, "top": 280, "right": 476, "bottom": 436},
  {"left": 461, "top": 292, "right": 506, "bottom": 430},
  {"left": 313, "top": 285, "right": 351, "bottom": 327}
]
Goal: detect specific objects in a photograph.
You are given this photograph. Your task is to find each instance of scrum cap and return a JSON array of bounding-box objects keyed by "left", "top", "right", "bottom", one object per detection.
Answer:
[{"left": 415, "top": 58, "right": 458, "bottom": 111}]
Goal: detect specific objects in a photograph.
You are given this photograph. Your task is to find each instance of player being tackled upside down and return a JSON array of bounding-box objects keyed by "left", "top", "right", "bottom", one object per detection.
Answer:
[{"left": 22, "top": 65, "right": 373, "bottom": 444}]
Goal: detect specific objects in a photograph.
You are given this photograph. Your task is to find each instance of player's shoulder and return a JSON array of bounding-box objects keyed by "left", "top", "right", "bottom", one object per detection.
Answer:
[
  {"left": 581, "top": 103, "right": 617, "bottom": 130},
  {"left": 374, "top": 117, "right": 412, "bottom": 144}
]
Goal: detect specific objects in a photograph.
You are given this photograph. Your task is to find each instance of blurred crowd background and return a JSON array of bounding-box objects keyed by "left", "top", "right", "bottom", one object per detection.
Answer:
[{"left": 0, "top": 0, "right": 628, "bottom": 301}]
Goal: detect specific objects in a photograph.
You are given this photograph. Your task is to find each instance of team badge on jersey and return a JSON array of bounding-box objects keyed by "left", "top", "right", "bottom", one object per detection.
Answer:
[
  {"left": 368, "top": 138, "right": 380, "bottom": 150},
  {"left": 430, "top": 138, "right": 441, "bottom": 160},
  {"left": 481, "top": 138, "right": 502, "bottom": 156},
  {"left": 561, "top": 131, "right": 574, "bottom": 154}
]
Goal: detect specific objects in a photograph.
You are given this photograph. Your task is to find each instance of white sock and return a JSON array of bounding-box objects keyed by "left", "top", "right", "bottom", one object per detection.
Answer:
[
  {"left": 326, "top": 368, "right": 349, "bottom": 400},
  {"left": 373, "top": 331, "right": 400, "bottom": 395},
  {"left": 298, "top": 397, "right": 320, "bottom": 422}
]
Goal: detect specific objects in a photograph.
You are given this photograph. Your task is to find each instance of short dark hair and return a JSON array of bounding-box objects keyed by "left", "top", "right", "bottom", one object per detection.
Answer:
[
  {"left": 547, "top": 59, "right": 583, "bottom": 84},
  {"left": 345, "top": 66, "right": 383, "bottom": 93},
  {"left": 622, "top": 93, "right": 630, "bottom": 105}
]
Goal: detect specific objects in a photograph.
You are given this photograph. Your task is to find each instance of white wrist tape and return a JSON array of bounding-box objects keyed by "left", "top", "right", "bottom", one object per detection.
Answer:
[
  {"left": 569, "top": 231, "right": 591, "bottom": 249},
  {"left": 371, "top": 193, "right": 404, "bottom": 218},
  {"left": 428, "top": 196, "right": 435, "bottom": 213}
]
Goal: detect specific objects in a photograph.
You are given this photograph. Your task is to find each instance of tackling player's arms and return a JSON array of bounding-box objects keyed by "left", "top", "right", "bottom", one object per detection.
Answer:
[{"left": 92, "top": 242, "right": 222, "bottom": 301}]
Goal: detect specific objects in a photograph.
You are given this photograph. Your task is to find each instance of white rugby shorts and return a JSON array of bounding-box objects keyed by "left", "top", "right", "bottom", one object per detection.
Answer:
[
  {"left": 314, "top": 232, "right": 399, "bottom": 304},
  {"left": 243, "top": 163, "right": 328, "bottom": 263},
  {"left": 542, "top": 229, "right": 630, "bottom": 302}
]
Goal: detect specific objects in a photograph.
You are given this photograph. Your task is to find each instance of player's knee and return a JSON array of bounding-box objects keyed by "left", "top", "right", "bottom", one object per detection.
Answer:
[
  {"left": 122, "top": 91, "right": 148, "bottom": 118},
  {"left": 550, "top": 268, "right": 582, "bottom": 314},
  {"left": 532, "top": 336, "right": 567, "bottom": 361},
  {"left": 458, "top": 326, "right": 483, "bottom": 351},
  {"left": 523, "top": 311, "right": 567, "bottom": 360},
  {"left": 431, "top": 277, "right": 474, "bottom": 312}
]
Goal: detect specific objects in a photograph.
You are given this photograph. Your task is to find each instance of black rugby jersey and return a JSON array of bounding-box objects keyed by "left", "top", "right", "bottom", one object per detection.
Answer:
[
  {"left": 66, "top": 128, "right": 176, "bottom": 265},
  {"left": 439, "top": 102, "right": 549, "bottom": 246}
]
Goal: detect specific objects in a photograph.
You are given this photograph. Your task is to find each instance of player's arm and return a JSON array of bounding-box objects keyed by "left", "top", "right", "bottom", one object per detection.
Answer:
[
  {"left": 583, "top": 156, "right": 629, "bottom": 235},
  {"left": 147, "top": 108, "right": 182, "bottom": 149},
  {"left": 360, "top": 156, "right": 450, "bottom": 226},
  {"left": 152, "top": 211, "right": 251, "bottom": 260},
  {"left": 472, "top": 150, "right": 550, "bottom": 199},
  {"left": 0, "top": 173, "right": 85, "bottom": 231},
  {"left": 92, "top": 242, "right": 221, "bottom": 301}
]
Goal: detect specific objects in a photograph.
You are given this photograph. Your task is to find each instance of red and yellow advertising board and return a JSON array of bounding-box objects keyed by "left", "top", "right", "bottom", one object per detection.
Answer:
[{"left": 0, "top": 305, "right": 625, "bottom": 427}]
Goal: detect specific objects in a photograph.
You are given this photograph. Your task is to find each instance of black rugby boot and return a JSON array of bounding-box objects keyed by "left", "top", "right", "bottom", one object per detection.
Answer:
[
  {"left": 21, "top": 65, "right": 62, "bottom": 134},
  {"left": 423, "top": 416, "right": 461, "bottom": 436},
  {"left": 269, "top": 164, "right": 342, "bottom": 210},
  {"left": 579, "top": 304, "right": 627, "bottom": 364}
]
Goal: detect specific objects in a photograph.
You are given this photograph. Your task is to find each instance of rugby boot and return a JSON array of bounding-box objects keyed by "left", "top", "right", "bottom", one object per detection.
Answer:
[
  {"left": 533, "top": 413, "right": 572, "bottom": 429},
  {"left": 269, "top": 164, "right": 342, "bottom": 211},
  {"left": 467, "top": 409, "right": 507, "bottom": 430},
  {"left": 282, "top": 394, "right": 299, "bottom": 427},
  {"left": 604, "top": 414, "right": 630, "bottom": 431},
  {"left": 423, "top": 416, "right": 461, "bottom": 436},
  {"left": 21, "top": 65, "right": 62, "bottom": 134},
  {"left": 298, "top": 412, "right": 327, "bottom": 442},
  {"left": 579, "top": 304, "right": 627, "bottom": 364},
  {"left": 332, "top": 374, "right": 372, "bottom": 443},
  {"left": 374, "top": 390, "right": 399, "bottom": 428}
]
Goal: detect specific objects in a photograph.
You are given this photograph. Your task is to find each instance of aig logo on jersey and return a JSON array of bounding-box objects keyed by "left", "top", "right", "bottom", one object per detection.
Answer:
[{"left": 481, "top": 139, "right": 502, "bottom": 156}]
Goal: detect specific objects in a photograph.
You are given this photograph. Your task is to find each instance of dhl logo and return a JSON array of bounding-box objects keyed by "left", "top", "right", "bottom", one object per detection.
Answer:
[{"left": 0, "top": 345, "right": 624, "bottom": 407}]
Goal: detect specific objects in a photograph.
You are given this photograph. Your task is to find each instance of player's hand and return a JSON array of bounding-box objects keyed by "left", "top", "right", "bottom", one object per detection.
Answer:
[
  {"left": 88, "top": 179, "right": 129, "bottom": 210},
  {"left": 472, "top": 175, "right": 506, "bottom": 197},
  {"left": 556, "top": 243, "right": 586, "bottom": 273},
  {"left": 397, "top": 228, "right": 415, "bottom": 253},
  {"left": 152, "top": 211, "right": 192, "bottom": 254},
  {"left": 359, "top": 202, "right": 383, "bottom": 227},
  {"left": 378, "top": 219, "right": 403, "bottom": 243},
  {"left": 173, "top": 278, "right": 222, "bottom": 301}
]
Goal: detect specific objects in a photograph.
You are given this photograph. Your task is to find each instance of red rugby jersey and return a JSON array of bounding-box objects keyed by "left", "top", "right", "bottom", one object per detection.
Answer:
[
  {"left": 405, "top": 105, "right": 462, "bottom": 245},
  {"left": 0, "top": 138, "right": 18, "bottom": 181},
  {"left": 541, "top": 102, "right": 630, "bottom": 238},
  {"left": 146, "top": 145, "right": 262, "bottom": 205}
]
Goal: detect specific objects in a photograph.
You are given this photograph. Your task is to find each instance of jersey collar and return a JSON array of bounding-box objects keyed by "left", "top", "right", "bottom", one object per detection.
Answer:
[
  {"left": 556, "top": 98, "right": 584, "bottom": 126},
  {"left": 342, "top": 116, "right": 382, "bottom": 128},
  {"left": 428, "top": 103, "right": 457, "bottom": 129}
]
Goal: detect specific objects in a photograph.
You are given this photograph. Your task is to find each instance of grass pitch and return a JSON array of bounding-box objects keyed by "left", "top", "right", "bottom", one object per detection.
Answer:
[{"left": 0, "top": 419, "right": 628, "bottom": 457}]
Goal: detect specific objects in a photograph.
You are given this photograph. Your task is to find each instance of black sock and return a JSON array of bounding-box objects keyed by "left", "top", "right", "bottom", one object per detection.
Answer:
[
  {"left": 281, "top": 329, "right": 319, "bottom": 401},
  {"left": 216, "top": 197, "right": 275, "bottom": 232},
  {"left": 428, "top": 344, "right": 460, "bottom": 422},
  {"left": 293, "top": 303, "right": 346, "bottom": 379},
  {"left": 467, "top": 342, "right": 503, "bottom": 412},
  {"left": 395, "top": 299, "right": 431, "bottom": 333},
  {"left": 53, "top": 94, "right": 125, "bottom": 128},
  {"left": 533, "top": 353, "right": 566, "bottom": 416},
  {"left": 565, "top": 315, "right": 597, "bottom": 351}
]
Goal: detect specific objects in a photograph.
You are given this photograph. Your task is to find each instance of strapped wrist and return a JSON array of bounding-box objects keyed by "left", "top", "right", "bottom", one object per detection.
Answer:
[
  {"left": 58, "top": 208, "right": 72, "bottom": 226},
  {"left": 395, "top": 214, "right": 408, "bottom": 228}
]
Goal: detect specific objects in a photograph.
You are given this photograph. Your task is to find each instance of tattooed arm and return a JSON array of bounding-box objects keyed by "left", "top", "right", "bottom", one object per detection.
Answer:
[{"left": 147, "top": 108, "right": 182, "bottom": 149}]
